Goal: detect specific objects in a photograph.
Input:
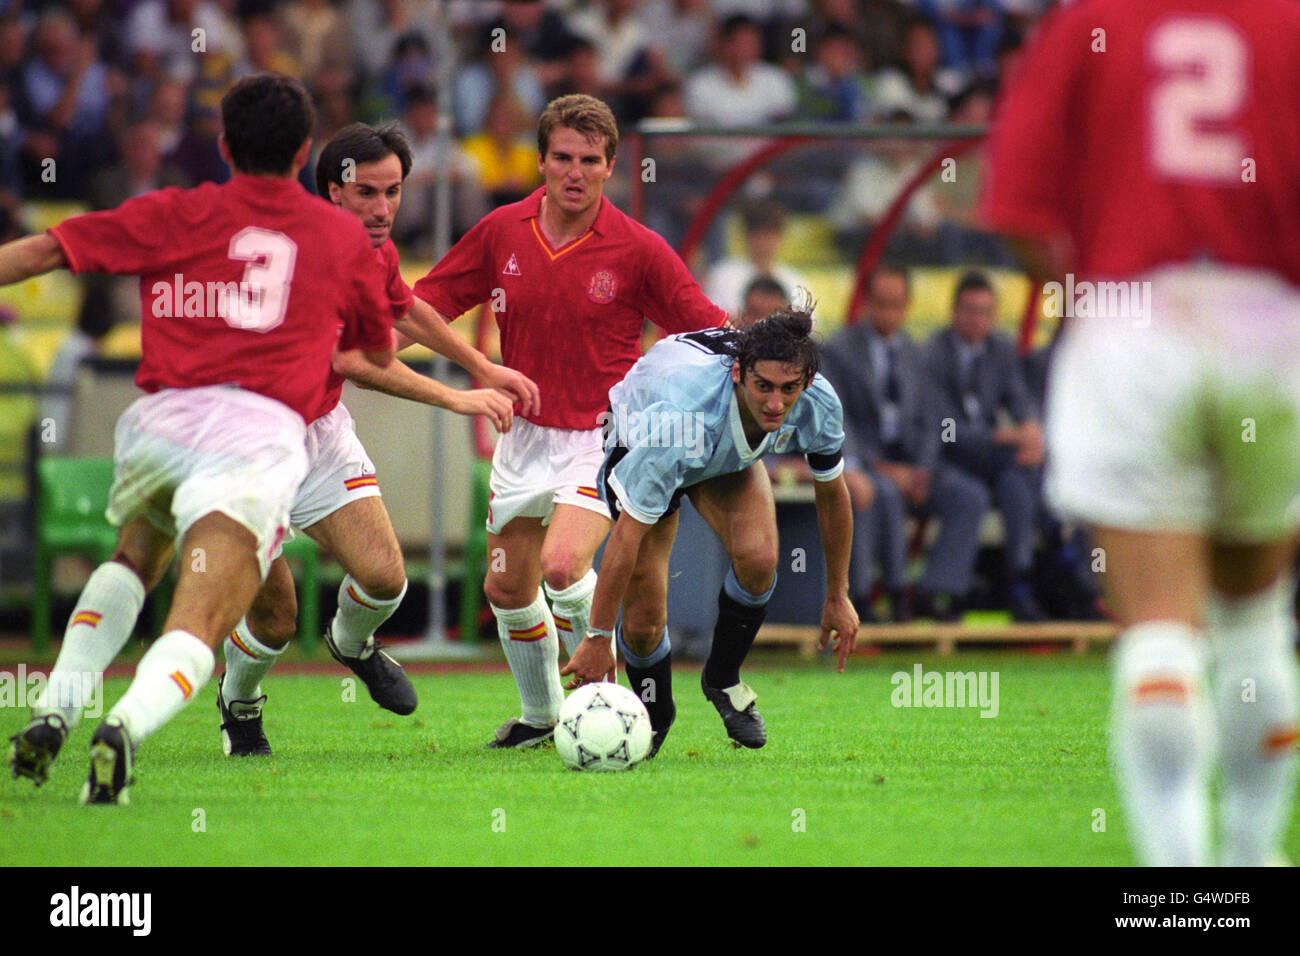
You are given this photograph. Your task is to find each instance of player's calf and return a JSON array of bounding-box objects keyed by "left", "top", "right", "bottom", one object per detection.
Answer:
[{"left": 619, "top": 625, "right": 675, "bottom": 758}]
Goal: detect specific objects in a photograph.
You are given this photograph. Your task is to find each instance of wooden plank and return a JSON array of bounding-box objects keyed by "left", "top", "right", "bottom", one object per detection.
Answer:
[{"left": 756, "top": 621, "right": 1119, "bottom": 656}]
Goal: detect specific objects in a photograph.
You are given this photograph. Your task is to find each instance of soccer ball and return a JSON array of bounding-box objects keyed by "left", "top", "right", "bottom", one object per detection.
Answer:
[{"left": 556, "top": 682, "right": 653, "bottom": 772}]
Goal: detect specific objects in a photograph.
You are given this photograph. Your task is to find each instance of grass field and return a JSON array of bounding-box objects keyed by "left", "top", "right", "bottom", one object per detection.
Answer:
[{"left": 2, "top": 650, "right": 1297, "bottom": 867}]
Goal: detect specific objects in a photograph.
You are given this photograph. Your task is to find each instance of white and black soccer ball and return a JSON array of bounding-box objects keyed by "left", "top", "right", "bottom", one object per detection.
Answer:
[{"left": 556, "top": 682, "right": 652, "bottom": 772}]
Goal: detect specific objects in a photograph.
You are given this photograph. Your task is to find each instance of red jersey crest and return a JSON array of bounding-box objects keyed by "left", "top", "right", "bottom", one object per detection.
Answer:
[{"left": 587, "top": 270, "right": 617, "bottom": 304}]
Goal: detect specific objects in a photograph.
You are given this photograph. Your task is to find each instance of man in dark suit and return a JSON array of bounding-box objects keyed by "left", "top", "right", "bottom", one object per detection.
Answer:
[
  {"left": 926, "top": 269, "right": 1047, "bottom": 620},
  {"left": 820, "top": 264, "right": 990, "bottom": 621}
]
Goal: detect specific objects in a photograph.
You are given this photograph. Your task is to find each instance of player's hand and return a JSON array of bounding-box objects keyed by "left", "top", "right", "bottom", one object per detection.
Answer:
[
  {"left": 561, "top": 634, "right": 616, "bottom": 690},
  {"left": 819, "top": 594, "right": 858, "bottom": 673},
  {"left": 452, "top": 388, "right": 514, "bottom": 433},
  {"left": 479, "top": 363, "right": 541, "bottom": 419}
]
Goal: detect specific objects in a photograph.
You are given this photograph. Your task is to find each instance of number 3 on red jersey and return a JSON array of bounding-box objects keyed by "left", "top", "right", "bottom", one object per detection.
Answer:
[
  {"left": 1148, "top": 17, "right": 1249, "bottom": 184},
  {"left": 222, "top": 226, "right": 299, "bottom": 333}
]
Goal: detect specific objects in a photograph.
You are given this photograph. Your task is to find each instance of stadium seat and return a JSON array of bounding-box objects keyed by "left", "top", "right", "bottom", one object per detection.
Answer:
[
  {"left": 458, "top": 458, "right": 493, "bottom": 641},
  {"left": 32, "top": 456, "right": 117, "bottom": 652}
]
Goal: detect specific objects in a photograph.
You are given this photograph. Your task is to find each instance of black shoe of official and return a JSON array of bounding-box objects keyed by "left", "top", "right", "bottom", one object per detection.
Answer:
[
  {"left": 80, "top": 717, "right": 133, "bottom": 806},
  {"left": 9, "top": 713, "right": 68, "bottom": 786},
  {"left": 324, "top": 626, "right": 418, "bottom": 716},
  {"left": 216, "top": 675, "right": 271, "bottom": 756},
  {"left": 647, "top": 700, "right": 677, "bottom": 759},
  {"left": 701, "top": 672, "right": 766, "bottom": 749},
  {"left": 485, "top": 718, "right": 554, "bottom": 749}
]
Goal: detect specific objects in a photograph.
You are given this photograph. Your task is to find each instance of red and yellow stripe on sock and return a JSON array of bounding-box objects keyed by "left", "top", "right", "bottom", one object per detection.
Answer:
[
  {"left": 554, "top": 615, "right": 573, "bottom": 635},
  {"left": 229, "top": 629, "right": 260, "bottom": 660},
  {"left": 1264, "top": 724, "right": 1300, "bottom": 757},
  {"left": 344, "top": 475, "right": 379, "bottom": 492},
  {"left": 346, "top": 585, "right": 380, "bottom": 610},
  {"left": 508, "top": 621, "right": 547, "bottom": 642},
  {"left": 170, "top": 671, "right": 194, "bottom": 700},
  {"left": 1132, "top": 677, "right": 1192, "bottom": 705},
  {"left": 71, "top": 610, "right": 103, "bottom": 629}
]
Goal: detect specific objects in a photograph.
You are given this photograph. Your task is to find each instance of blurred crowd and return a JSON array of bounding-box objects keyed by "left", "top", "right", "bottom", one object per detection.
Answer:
[{"left": 0, "top": 0, "right": 1054, "bottom": 253}]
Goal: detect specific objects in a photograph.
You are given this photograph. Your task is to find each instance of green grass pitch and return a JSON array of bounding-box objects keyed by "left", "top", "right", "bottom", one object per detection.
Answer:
[{"left": 2, "top": 652, "right": 1296, "bottom": 866}]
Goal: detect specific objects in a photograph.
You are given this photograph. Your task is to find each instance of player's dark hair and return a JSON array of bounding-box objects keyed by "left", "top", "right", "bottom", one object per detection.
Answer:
[
  {"left": 953, "top": 269, "right": 994, "bottom": 308},
  {"left": 727, "top": 299, "right": 820, "bottom": 384},
  {"left": 538, "top": 93, "right": 619, "bottom": 161},
  {"left": 315, "top": 122, "right": 413, "bottom": 198},
  {"left": 220, "top": 73, "right": 315, "bottom": 176}
]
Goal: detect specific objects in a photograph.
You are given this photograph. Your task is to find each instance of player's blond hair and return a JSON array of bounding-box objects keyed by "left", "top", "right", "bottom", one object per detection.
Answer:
[{"left": 537, "top": 94, "right": 619, "bottom": 162}]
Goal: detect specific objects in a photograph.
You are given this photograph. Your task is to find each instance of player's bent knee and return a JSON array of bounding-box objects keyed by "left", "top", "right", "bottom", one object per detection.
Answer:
[
  {"left": 484, "top": 575, "right": 534, "bottom": 610},
  {"left": 540, "top": 554, "right": 588, "bottom": 593},
  {"left": 353, "top": 566, "right": 406, "bottom": 602},
  {"left": 731, "top": 546, "right": 778, "bottom": 594},
  {"left": 620, "top": 623, "right": 665, "bottom": 659}
]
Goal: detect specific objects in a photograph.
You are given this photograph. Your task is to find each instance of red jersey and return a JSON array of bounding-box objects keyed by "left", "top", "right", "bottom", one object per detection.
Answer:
[
  {"left": 981, "top": 0, "right": 1300, "bottom": 286},
  {"left": 308, "top": 238, "right": 414, "bottom": 421},
  {"left": 49, "top": 175, "right": 394, "bottom": 423},
  {"left": 413, "top": 187, "right": 727, "bottom": 430}
]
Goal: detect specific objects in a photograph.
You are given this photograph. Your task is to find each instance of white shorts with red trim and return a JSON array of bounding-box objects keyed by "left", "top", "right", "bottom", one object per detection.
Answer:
[
  {"left": 485, "top": 418, "right": 611, "bottom": 534},
  {"left": 107, "top": 386, "right": 308, "bottom": 580},
  {"left": 1046, "top": 264, "right": 1300, "bottom": 543}
]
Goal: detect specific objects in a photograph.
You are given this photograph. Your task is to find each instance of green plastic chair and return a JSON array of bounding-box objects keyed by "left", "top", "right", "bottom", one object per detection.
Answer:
[
  {"left": 458, "top": 458, "right": 493, "bottom": 642},
  {"left": 33, "top": 456, "right": 118, "bottom": 652}
]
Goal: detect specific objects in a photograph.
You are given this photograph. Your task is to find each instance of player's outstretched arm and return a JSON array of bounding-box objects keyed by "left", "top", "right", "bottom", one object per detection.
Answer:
[
  {"left": 561, "top": 511, "right": 652, "bottom": 689},
  {"left": 332, "top": 349, "right": 515, "bottom": 433},
  {"left": 397, "top": 298, "right": 540, "bottom": 417},
  {"left": 0, "top": 234, "right": 67, "bottom": 286},
  {"left": 812, "top": 473, "right": 858, "bottom": 671}
]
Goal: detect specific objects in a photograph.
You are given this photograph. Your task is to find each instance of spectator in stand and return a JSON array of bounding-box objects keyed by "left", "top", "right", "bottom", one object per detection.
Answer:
[
  {"left": 167, "top": 98, "right": 229, "bottom": 185},
  {"left": 122, "top": 0, "right": 243, "bottom": 85},
  {"left": 925, "top": 270, "right": 1047, "bottom": 622},
  {"left": 819, "top": 265, "right": 988, "bottom": 623},
  {"left": 462, "top": 92, "right": 541, "bottom": 208},
  {"left": 280, "top": 0, "right": 351, "bottom": 82},
  {"left": 394, "top": 84, "right": 485, "bottom": 253},
  {"left": 452, "top": 21, "right": 546, "bottom": 136},
  {"left": 566, "top": 0, "right": 672, "bottom": 124},
  {"left": 932, "top": 80, "right": 1012, "bottom": 265},
  {"left": 485, "top": 0, "right": 577, "bottom": 91},
  {"left": 636, "top": 81, "right": 699, "bottom": 250},
  {"left": 88, "top": 119, "right": 190, "bottom": 210},
  {"left": 346, "top": 0, "right": 442, "bottom": 86},
  {"left": 381, "top": 32, "right": 436, "bottom": 116},
  {"left": 68, "top": 0, "right": 125, "bottom": 70},
  {"left": 917, "top": 0, "right": 1004, "bottom": 81},
  {"left": 813, "top": 0, "right": 902, "bottom": 76},
  {"left": 704, "top": 199, "right": 807, "bottom": 320},
  {"left": 18, "top": 8, "right": 124, "bottom": 198},
  {"left": 710, "top": 0, "right": 809, "bottom": 62},
  {"left": 230, "top": 10, "right": 300, "bottom": 80},
  {"left": 797, "top": 23, "right": 876, "bottom": 123},
  {"left": 828, "top": 109, "right": 945, "bottom": 264},
  {"left": 556, "top": 35, "right": 603, "bottom": 100},
  {"left": 684, "top": 14, "right": 797, "bottom": 167},
  {"left": 0, "top": 82, "right": 23, "bottom": 199},
  {"left": 635, "top": 0, "right": 714, "bottom": 79},
  {"left": 872, "top": 16, "right": 962, "bottom": 123}
]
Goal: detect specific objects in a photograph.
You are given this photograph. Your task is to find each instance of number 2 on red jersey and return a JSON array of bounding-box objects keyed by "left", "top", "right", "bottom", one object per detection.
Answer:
[
  {"left": 223, "top": 226, "right": 299, "bottom": 332},
  {"left": 1147, "top": 16, "right": 1250, "bottom": 184}
]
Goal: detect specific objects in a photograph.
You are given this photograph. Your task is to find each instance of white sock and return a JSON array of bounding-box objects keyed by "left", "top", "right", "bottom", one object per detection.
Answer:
[
  {"left": 34, "top": 561, "right": 145, "bottom": 728},
  {"left": 330, "top": 576, "right": 406, "bottom": 658},
  {"left": 1111, "top": 621, "right": 1213, "bottom": 866},
  {"left": 492, "top": 592, "right": 563, "bottom": 728},
  {"left": 108, "top": 630, "right": 214, "bottom": 747},
  {"left": 1207, "top": 580, "right": 1299, "bottom": 866},
  {"left": 221, "top": 619, "right": 285, "bottom": 703},
  {"left": 546, "top": 570, "right": 597, "bottom": 657}
]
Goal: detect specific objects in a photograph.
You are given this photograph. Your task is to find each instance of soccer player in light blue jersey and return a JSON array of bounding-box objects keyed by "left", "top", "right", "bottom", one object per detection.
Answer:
[{"left": 562, "top": 306, "right": 858, "bottom": 756}]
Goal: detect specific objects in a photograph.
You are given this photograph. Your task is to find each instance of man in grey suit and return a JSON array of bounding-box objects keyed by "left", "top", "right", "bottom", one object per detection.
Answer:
[
  {"left": 820, "top": 265, "right": 990, "bottom": 621},
  {"left": 926, "top": 270, "right": 1047, "bottom": 621}
]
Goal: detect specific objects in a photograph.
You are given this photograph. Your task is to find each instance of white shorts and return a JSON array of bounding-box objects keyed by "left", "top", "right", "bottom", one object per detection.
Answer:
[
  {"left": 486, "top": 419, "right": 611, "bottom": 534},
  {"left": 108, "top": 386, "right": 309, "bottom": 579},
  {"left": 1046, "top": 264, "right": 1300, "bottom": 543}
]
